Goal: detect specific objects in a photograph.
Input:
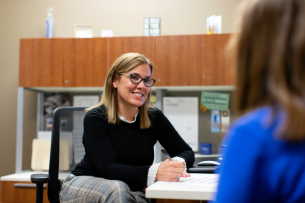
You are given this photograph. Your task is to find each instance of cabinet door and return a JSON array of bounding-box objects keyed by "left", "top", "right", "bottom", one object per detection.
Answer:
[
  {"left": 63, "top": 38, "right": 108, "bottom": 87},
  {"left": 155, "top": 34, "right": 233, "bottom": 86},
  {"left": 19, "top": 39, "right": 64, "bottom": 87},
  {"left": 202, "top": 34, "right": 234, "bottom": 85},
  {"left": 108, "top": 37, "right": 155, "bottom": 71},
  {"left": 155, "top": 35, "right": 204, "bottom": 86},
  {"left": 0, "top": 181, "right": 49, "bottom": 203}
]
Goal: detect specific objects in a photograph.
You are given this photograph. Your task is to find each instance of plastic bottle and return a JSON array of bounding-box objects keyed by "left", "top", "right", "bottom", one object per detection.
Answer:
[{"left": 46, "top": 7, "right": 55, "bottom": 38}]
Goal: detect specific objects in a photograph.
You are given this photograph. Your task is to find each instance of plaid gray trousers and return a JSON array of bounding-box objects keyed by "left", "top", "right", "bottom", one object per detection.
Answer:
[{"left": 60, "top": 174, "right": 150, "bottom": 203}]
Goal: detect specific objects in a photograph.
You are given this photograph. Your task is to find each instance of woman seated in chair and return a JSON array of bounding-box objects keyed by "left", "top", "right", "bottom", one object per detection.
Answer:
[{"left": 60, "top": 53, "right": 195, "bottom": 203}]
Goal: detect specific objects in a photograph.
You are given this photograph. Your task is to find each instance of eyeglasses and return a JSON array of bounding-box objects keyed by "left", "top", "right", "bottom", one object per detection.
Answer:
[{"left": 122, "top": 73, "right": 156, "bottom": 87}]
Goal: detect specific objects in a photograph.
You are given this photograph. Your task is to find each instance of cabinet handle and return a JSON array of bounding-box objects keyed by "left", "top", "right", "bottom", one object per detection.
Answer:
[
  {"left": 65, "top": 80, "right": 68, "bottom": 83},
  {"left": 14, "top": 183, "right": 47, "bottom": 188}
]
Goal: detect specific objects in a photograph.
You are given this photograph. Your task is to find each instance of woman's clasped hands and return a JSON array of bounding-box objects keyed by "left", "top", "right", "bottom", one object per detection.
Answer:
[{"left": 155, "top": 159, "right": 190, "bottom": 182}]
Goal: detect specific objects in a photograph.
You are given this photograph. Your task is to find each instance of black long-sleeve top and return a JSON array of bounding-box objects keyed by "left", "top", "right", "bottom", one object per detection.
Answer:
[{"left": 72, "top": 105, "right": 195, "bottom": 191}]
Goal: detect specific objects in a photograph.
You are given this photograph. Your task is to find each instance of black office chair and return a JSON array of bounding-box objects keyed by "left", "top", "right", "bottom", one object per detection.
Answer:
[{"left": 31, "top": 106, "right": 86, "bottom": 203}]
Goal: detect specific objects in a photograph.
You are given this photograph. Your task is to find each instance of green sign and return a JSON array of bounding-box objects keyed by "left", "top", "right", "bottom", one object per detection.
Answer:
[{"left": 201, "top": 91, "right": 230, "bottom": 110}]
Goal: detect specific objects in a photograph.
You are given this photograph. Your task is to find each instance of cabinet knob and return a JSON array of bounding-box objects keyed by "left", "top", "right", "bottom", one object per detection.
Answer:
[
  {"left": 158, "top": 79, "right": 161, "bottom": 82},
  {"left": 65, "top": 80, "right": 68, "bottom": 83}
]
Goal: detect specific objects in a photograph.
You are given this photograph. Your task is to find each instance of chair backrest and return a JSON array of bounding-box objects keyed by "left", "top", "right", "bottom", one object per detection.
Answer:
[{"left": 48, "top": 106, "right": 87, "bottom": 203}]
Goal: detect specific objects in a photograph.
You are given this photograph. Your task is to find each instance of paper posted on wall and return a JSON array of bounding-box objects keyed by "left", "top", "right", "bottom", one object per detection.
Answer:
[{"left": 163, "top": 97, "right": 198, "bottom": 151}]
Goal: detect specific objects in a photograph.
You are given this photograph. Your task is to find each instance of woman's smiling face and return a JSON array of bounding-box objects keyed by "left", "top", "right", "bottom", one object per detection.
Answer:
[{"left": 113, "top": 64, "right": 151, "bottom": 109}]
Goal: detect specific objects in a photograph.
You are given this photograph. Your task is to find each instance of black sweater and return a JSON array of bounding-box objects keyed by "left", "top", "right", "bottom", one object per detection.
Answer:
[{"left": 72, "top": 105, "right": 195, "bottom": 191}]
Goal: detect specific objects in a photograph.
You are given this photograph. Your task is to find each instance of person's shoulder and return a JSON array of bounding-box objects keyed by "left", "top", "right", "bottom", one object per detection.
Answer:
[
  {"left": 148, "top": 107, "right": 163, "bottom": 118},
  {"left": 229, "top": 106, "right": 272, "bottom": 140},
  {"left": 85, "top": 105, "right": 107, "bottom": 120},
  {"left": 221, "top": 107, "right": 272, "bottom": 154},
  {"left": 233, "top": 106, "right": 271, "bottom": 128}
]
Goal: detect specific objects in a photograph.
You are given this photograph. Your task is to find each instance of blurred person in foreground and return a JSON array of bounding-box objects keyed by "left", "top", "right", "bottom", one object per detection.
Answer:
[{"left": 212, "top": 0, "right": 305, "bottom": 202}]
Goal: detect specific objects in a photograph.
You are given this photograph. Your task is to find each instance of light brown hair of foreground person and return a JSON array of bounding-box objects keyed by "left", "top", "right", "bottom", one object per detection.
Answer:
[{"left": 230, "top": 0, "right": 305, "bottom": 141}]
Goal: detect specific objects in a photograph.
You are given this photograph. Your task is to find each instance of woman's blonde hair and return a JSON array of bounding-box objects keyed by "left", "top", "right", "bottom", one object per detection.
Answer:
[
  {"left": 86, "top": 53, "right": 154, "bottom": 129},
  {"left": 231, "top": 0, "right": 305, "bottom": 141}
]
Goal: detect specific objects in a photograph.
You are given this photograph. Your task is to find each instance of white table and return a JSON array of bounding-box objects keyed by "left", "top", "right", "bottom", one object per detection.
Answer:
[
  {"left": 2, "top": 172, "right": 218, "bottom": 201},
  {"left": 146, "top": 173, "right": 218, "bottom": 201},
  {"left": 0, "top": 170, "right": 70, "bottom": 182}
]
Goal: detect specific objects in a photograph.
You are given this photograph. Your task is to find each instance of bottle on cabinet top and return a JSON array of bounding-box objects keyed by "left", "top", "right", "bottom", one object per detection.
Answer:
[{"left": 46, "top": 7, "right": 54, "bottom": 38}]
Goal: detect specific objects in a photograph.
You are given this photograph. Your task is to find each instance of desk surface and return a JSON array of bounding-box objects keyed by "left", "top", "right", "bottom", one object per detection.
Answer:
[
  {"left": 0, "top": 170, "right": 70, "bottom": 182},
  {"left": 2, "top": 172, "right": 218, "bottom": 201},
  {"left": 146, "top": 173, "right": 218, "bottom": 200}
]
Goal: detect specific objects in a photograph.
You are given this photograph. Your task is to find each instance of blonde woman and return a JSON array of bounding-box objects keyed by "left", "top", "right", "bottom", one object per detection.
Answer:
[
  {"left": 212, "top": 0, "right": 305, "bottom": 202},
  {"left": 60, "top": 53, "right": 194, "bottom": 203}
]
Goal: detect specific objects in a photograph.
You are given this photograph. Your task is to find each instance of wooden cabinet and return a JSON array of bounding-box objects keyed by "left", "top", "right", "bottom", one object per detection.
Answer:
[
  {"left": 155, "top": 35, "right": 204, "bottom": 86},
  {"left": 0, "top": 181, "right": 49, "bottom": 203},
  {"left": 19, "top": 39, "right": 64, "bottom": 87},
  {"left": 18, "top": 34, "right": 233, "bottom": 88},
  {"left": 155, "top": 34, "right": 234, "bottom": 86},
  {"left": 108, "top": 36, "right": 155, "bottom": 70},
  {"left": 63, "top": 38, "right": 108, "bottom": 87},
  {"left": 203, "top": 34, "right": 234, "bottom": 86}
]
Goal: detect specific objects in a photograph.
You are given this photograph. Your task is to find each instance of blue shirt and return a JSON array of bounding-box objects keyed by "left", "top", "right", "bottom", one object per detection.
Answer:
[{"left": 211, "top": 106, "right": 305, "bottom": 203}]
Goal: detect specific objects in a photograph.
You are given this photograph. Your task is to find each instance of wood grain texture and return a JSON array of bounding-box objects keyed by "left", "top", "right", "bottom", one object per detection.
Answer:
[
  {"left": 155, "top": 34, "right": 232, "bottom": 86},
  {"left": 155, "top": 35, "right": 204, "bottom": 86},
  {"left": 19, "top": 39, "right": 64, "bottom": 87},
  {"left": 63, "top": 38, "right": 108, "bottom": 87},
  {"left": 0, "top": 181, "right": 49, "bottom": 203},
  {"left": 221, "top": 34, "right": 235, "bottom": 85},
  {"left": 18, "top": 35, "right": 233, "bottom": 88},
  {"left": 108, "top": 37, "right": 155, "bottom": 71},
  {"left": 203, "top": 34, "right": 233, "bottom": 86}
]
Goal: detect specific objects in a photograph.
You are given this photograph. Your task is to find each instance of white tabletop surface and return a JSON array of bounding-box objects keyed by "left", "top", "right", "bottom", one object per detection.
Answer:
[
  {"left": 2, "top": 171, "right": 218, "bottom": 200},
  {"left": 0, "top": 170, "right": 70, "bottom": 182},
  {"left": 146, "top": 173, "right": 218, "bottom": 200}
]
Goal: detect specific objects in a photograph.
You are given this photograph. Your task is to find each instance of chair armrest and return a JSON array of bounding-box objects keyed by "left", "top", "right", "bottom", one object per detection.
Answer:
[{"left": 31, "top": 174, "right": 50, "bottom": 184}]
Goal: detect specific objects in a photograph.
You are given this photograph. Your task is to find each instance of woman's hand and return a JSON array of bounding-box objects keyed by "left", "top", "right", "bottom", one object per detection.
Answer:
[
  {"left": 182, "top": 171, "right": 191, "bottom": 178},
  {"left": 155, "top": 159, "right": 190, "bottom": 182}
]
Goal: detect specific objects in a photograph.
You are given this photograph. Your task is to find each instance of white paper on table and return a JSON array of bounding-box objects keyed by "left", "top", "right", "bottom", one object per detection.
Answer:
[
  {"left": 177, "top": 174, "right": 219, "bottom": 186},
  {"left": 163, "top": 97, "right": 198, "bottom": 151}
]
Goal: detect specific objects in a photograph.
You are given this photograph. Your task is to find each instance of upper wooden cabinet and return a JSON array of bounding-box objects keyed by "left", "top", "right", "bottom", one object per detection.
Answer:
[
  {"left": 19, "top": 39, "right": 64, "bottom": 87},
  {"left": 205, "top": 34, "right": 234, "bottom": 86},
  {"left": 155, "top": 35, "right": 204, "bottom": 86},
  {"left": 108, "top": 37, "right": 155, "bottom": 70},
  {"left": 18, "top": 34, "right": 233, "bottom": 87},
  {"left": 155, "top": 34, "right": 234, "bottom": 86},
  {"left": 63, "top": 38, "right": 108, "bottom": 87}
]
